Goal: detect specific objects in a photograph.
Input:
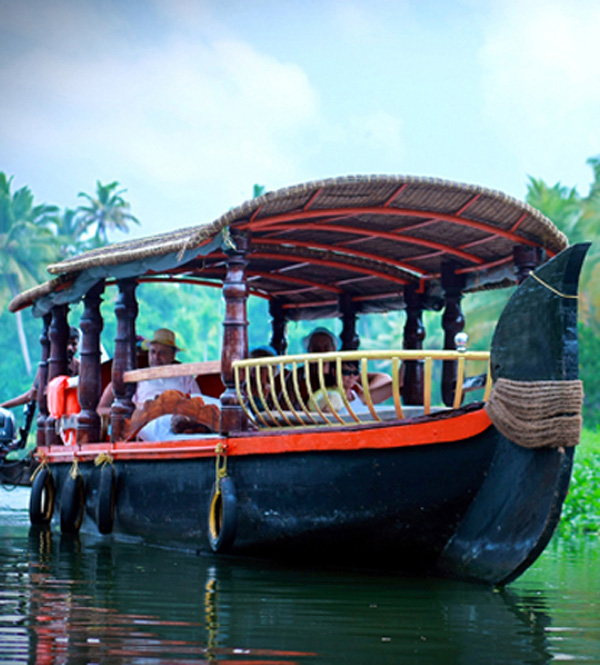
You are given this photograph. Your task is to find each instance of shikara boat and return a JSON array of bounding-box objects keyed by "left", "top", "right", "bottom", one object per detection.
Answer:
[{"left": 9, "top": 175, "right": 588, "bottom": 585}]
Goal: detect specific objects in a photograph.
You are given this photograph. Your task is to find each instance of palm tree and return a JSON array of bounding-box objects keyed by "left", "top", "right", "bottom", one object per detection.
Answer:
[
  {"left": 526, "top": 156, "right": 600, "bottom": 331},
  {"left": 526, "top": 177, "right": 581, "bottom": 237},
  {"left": 76, "top": 180, "right": 139, "bottom": 245},
  {"left": 50, "top": 207, "right": 90, "bottom": 259},
  {"left": 0, "top": 173, "right": 59, "bottom": 374},
  {"left": 526, "top": 156, "right": 600, "bottom": 426}
]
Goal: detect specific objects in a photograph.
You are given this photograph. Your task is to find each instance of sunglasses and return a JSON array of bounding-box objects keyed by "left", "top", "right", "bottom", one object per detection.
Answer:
[{"left": 341, "top": 369, "right": 359, "bottom": 376}]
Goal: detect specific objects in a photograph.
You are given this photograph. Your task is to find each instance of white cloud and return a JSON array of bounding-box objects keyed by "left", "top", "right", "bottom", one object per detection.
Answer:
[
  {"left": 0, "top": 0, "right": 322, "bottom": 231},
  {"left": 480, "top": 0, "right": 600, "bottom": 186},
  {"left": 482, "top": 0, "right": 600, "bottom": 111}
]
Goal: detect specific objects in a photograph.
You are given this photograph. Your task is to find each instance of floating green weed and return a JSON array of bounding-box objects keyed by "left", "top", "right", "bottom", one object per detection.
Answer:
[{"left": 558, "top": 426, "right": 600, "bottom": 538}]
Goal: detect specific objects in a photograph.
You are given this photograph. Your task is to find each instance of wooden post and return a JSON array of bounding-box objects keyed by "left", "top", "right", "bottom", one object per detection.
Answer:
[
  {"left": 339, "top": 293, "right": 359, "bottom": 350},
  {"left": 110, "top": 278, "right": 138, "bottom": 441},
  {"left": 45, "top": 305, "right": 69, "bottom": 446},
  {"left": 441, "top": 262, "right": 466, "bottom": 407},
  {"left": 514, "top": 245, "right": 543, "bottom": 284},
  {"left": 77, "top": 280, "right": 105, "bottom": 444},
  {"left": 401, "top": 284, "right": 425, "bottom": 405},
  {"left": 220, "top": 230, "right": 249, "bottom": 433},
  {"left": 36, "top": 313, "right": 51, "bottom": 448},
  {"left": 269, "top": 298, "right": 288, "bottom": 355}
]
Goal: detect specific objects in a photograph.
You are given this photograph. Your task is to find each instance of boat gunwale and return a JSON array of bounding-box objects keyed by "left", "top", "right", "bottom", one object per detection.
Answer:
[{"left": 35, "top": 406, "right": 493, "bottom": 463}]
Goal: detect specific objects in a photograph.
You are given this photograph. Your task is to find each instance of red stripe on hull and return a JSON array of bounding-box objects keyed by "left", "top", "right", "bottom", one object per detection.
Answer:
[{"left": 36, "top": 409, "right": 492, "bottom": 463}]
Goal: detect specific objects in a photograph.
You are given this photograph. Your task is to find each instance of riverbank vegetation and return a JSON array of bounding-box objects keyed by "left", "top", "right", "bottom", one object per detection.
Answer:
[{"left": 559, "top": 427, "right": 600, "bottom": 538}]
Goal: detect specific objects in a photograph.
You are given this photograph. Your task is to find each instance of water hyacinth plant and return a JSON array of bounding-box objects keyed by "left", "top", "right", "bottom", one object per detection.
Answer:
[{"left": 559, "top": 427, "right": 600, "bottom": 538}]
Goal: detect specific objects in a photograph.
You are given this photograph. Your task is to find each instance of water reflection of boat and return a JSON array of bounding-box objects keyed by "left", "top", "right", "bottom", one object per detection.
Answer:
[
  {"left": 17, "top": 526, "right": 554, "bottom": 664},
  {"left": 8, "top": 175, "right": 589, "bottom": 584}
]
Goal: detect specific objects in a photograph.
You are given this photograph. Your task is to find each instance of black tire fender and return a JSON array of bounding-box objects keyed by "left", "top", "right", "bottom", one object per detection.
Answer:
[
  {"left": 96, "top": 464, "right": 116, "bottom": 535},
  {"left": 208, "top": 476, "right": 237, "bottom": 553},
  {"left": 29, "top": 467, "right": 55, "bottom": 526},
  {"left": 60, "top": 472, "right": 85, "bottom": 534}
]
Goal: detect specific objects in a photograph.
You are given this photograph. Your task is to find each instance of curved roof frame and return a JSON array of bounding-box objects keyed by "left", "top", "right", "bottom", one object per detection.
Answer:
[
  {"left": 9, "top": 175, "right": 568, "bottom": 318},
  {"left": 238, "top": 205, "right": 541, "bottom": 260}
]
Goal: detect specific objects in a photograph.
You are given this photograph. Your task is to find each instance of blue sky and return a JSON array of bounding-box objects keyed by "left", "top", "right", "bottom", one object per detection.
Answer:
[{"left": 1, "top": 0, "right": 598, "bottom": 239}]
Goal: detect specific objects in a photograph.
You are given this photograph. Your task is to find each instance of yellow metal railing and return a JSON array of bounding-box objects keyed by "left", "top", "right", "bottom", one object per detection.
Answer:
[{"left": 234, "top": 349, "right": 492, "bottom": 430}]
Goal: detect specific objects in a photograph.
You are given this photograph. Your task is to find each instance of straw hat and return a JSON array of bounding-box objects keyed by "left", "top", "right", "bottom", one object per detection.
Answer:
[{"left": 142, "top": 328, "right": 185, "bottom": 352}]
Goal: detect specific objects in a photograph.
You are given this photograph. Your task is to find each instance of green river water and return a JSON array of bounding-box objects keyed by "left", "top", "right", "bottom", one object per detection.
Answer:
[{"left": 1, "top": 485, "right": 598, "bottom": 664}]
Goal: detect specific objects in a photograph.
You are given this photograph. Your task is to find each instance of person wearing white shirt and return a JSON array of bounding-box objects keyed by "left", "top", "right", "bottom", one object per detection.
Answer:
[{"left": 98, "top": 328, "right": 201, "bottom": 416}]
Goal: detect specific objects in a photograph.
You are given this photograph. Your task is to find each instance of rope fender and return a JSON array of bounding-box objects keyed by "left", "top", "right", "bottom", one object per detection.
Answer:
[
  {"left": 208, "top": 443, "right": 237, "bottom": 552},
  {"left": 485, "top": 378, "right": 583, "bottom": 449},
  {"left": 94, "top": 453, "right": 116, "bottom": 535},
  {"left": 60, "top": 458, "right": 85, "bottom": 534},
  {"left": 29, "top": 461, "right": 55, "bottom": 526}
]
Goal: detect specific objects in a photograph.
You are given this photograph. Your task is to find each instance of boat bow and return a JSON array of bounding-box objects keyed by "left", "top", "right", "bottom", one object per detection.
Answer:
[{"left": 437, "top": 243, "right": 590, "bottom": 585}]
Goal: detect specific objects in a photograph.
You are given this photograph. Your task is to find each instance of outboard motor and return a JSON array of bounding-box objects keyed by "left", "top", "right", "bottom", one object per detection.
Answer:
[{"left": 0, "top": 407, "right": 17, "bottom": 452}]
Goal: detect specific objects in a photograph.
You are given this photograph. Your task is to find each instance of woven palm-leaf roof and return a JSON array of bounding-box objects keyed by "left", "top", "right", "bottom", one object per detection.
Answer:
[{"left": 10, "top": 175, "right": 567, "bottom": 319}]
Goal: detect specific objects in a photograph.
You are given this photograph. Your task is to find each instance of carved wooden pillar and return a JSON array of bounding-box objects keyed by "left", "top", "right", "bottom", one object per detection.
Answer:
[
  {"left": 45, "top": 305, "right": 69, "bottom": 446},
  {"left": 36, "top": 313, "right": 52, "bottom": 448},
  {"left": 77, "top": 280, "right": 105, "bottom": 444},
  {"left": 401, "top": 284, "right": 426, "bottom": 405},
  {"left": 269, "top": 298, "right": 288, "bottom": 355},
  {"left": 441, "top": 262, "right": 466, "bottom": 407},
  {"left": 110, "top": 278, "right": 138, "bottom": 442},
  {"left": 220, "top": 230, "right": 249, "bottom": 433},
  {"left": 339, "top": 293, "right": 359, "bottom": 350},
  {"left": 514, "top": 245, "right": 543, "bottom": 284}
]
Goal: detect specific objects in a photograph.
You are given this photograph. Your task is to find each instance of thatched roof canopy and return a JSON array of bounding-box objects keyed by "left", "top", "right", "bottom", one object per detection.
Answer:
[{"left": 10, "top": 175, "right": 567, "bottom": 319}]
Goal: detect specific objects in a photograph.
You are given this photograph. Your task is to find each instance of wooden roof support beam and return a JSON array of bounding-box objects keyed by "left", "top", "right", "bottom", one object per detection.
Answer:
[
  {"left": 220, "top": 230, "right": 249, "bottom": 434},
  {"left": 256, "top": 238, "right": 425, "bottom": 277},
  {"left": 36, "top": 313, "right": 51, "bottom": 449},
  {"left": 441, "top": 262, "right": 466, "bottom": 408},
  {"left": 252, "top": 251, "right": 410, "bottom": 286},
  {"left": 110, "top": 278, "right": 138, "bottom": 442},
  {"left": 238, "top": 205, "right": 542, "bottom": 251},
  {"left": 257, "top": 222, "right": 484, "bottom": 266},
  {"left": 77, "top": 279, "right": 105, "bottom": 444},
  {"left": 46, "top": 305, "right": 70, "bottom": 447}
]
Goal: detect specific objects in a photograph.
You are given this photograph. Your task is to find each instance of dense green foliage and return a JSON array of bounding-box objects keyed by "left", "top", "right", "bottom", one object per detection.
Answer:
[
  {"left": 559, "top": 427, "right": 600, "bottom": 537},
  {"left": 1, "top": 173, "right": 60, "bottom": 374},
  {"left": 525, "top": 156, "right": 600, "bottom": 427},
  {"left": 0, "top": 174, "right": 138, "bottom": 389}
]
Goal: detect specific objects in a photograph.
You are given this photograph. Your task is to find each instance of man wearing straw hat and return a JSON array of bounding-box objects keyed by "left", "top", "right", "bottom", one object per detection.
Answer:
[{"left": 97, "top": 328, "right": 199, "bottom": 416}]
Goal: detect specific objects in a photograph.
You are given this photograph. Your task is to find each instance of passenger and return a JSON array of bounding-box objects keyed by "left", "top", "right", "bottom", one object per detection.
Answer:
[
  {"left": 303, "top": 327, "right": 338, "bottom": 355},
  {"left": 97, "top": 328, "right": 199, "bottom": 416},
  {"left": 1, "top": 326, "right": 80, "bottom": 410},
  {"left": 303, "top": 327, "right": 338, "bottom": 381},
  {"left": 337, "top": 360, "right": 364, "bottom": 409},
  {"left": 246, "top": 345, "right": 278, "bottom": 412},
  {"left": 283, "top": 327, "right": 338, "bottom": 408},
  {"left": 335, "top": 360, "right": 395, "bottom": 408},
  {"left": 309, "top": 360, "right": 395, "bottom": 414},
  {"left": 98, "top": 328, "right": 220, "bottom": 440},
  {"left": 66, "top": 326, "right": 81, "bottom": 377}
]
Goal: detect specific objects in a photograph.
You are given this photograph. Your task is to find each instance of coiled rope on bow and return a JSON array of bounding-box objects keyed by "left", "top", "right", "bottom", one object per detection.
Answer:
[{"left": 485, "top": 377, "right": 583, "bottom": 448}]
